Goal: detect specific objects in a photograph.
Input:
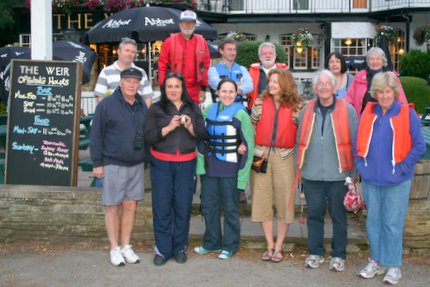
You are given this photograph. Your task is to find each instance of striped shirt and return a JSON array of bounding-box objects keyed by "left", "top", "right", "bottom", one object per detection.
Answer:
[{"left": 94, "top": 61, "right": 153, "bottom": 101}]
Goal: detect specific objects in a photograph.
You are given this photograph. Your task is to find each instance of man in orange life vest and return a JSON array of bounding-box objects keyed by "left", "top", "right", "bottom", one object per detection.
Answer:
[
  {"left": 247, "top": 42, "right": 287, "bottom": 111},
  {"left": 296, "top": 69, "right": 358, "bottom": 272},
  {"left": 158, "top": 10, "right": 210, "bottom": 104}
]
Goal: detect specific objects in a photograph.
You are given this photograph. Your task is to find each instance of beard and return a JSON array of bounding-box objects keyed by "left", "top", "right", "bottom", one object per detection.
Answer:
[
  {"left": 261, "top": 58, "right": 276, "bottom": 68},
  {"left": 180, "top": 26, "right": 196, "bottom": 38}
]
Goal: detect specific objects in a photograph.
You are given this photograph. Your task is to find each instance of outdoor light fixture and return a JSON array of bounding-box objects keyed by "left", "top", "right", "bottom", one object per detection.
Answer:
[
  {"left": 398, "top": 48, "right": 405, "bottom": 55},
  {"left": 345, "top": 39, "right": 352, "bottom": 46},
  {"left": 295, "top": 41, "right": 304, "bottom": 53}
]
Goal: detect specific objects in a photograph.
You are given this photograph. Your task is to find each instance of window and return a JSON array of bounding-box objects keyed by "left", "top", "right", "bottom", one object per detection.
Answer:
[
  {"left": 352, "top": 0, "right": 367, "bottom": 9},
  {"left": 293, "top": 0, "right": 309, "bottom": 10},
  {"left": 280, "top": 33, "right": 322, "bottom": 71},
  {"left": 332, "top": 38, "right": 371, "bottom": 73}
]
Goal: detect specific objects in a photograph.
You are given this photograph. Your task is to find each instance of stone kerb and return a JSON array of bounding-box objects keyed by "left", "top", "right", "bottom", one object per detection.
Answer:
[{"left": 0, "top": 185, "right": 153, "bottom": 244}]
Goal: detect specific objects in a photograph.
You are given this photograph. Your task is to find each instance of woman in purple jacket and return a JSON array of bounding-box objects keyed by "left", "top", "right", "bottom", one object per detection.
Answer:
[{"left": 354, "top": 72, "right": 425, "bottom": 285}]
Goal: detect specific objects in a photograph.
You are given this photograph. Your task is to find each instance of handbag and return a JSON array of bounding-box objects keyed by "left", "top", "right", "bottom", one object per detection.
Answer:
[
  {"left": 343, "top": 177, "right": 364, "bottom": 214},
  {"left": 251, "top": 155, "right": 268, "bottom": 173}
]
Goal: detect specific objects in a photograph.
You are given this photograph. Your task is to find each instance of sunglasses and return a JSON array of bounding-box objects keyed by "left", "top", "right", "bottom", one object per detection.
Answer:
[{"left": 166, "top": 72, "right": 184, "bottom": 79}]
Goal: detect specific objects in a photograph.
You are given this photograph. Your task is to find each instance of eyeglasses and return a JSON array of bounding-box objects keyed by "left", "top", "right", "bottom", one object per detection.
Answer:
[
  {"left": 316, "top": 82, "right": 333, "bottom": 88},
  {"left": 166, "top": 72, "right": 184, "bottom": 79}
]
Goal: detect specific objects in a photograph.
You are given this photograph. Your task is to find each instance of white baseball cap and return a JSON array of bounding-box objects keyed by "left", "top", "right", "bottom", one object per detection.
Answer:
[{"left": 179, "top": 10, "right": 197, "bottom": 22}]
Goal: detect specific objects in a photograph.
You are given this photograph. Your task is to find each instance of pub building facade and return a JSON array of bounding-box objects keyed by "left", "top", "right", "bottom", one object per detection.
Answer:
[{"left": 11, "top": 0, "right": 430, "bottom": 90}]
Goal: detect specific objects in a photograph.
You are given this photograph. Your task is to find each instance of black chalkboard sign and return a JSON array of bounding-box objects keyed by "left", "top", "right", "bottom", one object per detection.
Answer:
[{"left": 5, "top": 59, "right": 82, "bottom": 186}]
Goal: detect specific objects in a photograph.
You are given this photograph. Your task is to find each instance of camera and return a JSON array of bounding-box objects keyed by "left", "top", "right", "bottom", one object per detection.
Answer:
[
  {"left": 134, "top": 135, "right": 145, "bottom": 149},
  {"left": 260, "top": 159, "right": 268, "bottom": 174}
]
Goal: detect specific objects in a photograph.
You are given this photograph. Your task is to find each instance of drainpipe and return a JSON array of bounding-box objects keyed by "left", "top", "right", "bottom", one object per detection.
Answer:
[{"left": 402, "top": 14, "right": 410, "bottom": 52}]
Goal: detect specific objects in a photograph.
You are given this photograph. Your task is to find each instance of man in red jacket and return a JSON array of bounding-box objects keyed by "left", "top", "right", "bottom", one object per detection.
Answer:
[{"left": 158, "top": 10, "right": 210, "bottom": 104}]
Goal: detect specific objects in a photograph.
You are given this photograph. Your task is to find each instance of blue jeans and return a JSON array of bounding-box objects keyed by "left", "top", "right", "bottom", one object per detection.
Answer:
[
  {"left": 200, "top": 175, "right": 240, "bottom": 253},
  {"left": 303, "top": 179, "right": 348, "bottom": 259},
  {"left": 150, "top": 156, "right": 196, "bottom": 259},
  {"left": 362, "top": 180, "right": 411, "bottom": 267}
]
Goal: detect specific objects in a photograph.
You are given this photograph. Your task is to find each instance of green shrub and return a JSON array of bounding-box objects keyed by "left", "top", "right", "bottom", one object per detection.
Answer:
[
  {"left": 400, "top": 50, "right": 430, "bottom": 79},
  {"left": 0, "top": 100, "right": 6, "bottom": 114},
  {"left": 236, "top": 41, "right": 287, "bottom": 69},
  {"left": 399, "top": 76, "right": 430, "bottom": 114}
]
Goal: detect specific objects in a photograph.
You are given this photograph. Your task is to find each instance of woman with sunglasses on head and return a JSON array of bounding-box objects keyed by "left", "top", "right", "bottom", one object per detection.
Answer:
[
  {"left": 194, "top": 78, "right": 254, "bottom": 260},
  {"left": 144, "top": 72, "right": 207, "bottom": 266}
]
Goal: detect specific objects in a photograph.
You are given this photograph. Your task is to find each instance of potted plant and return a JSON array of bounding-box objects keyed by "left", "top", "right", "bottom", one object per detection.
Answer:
[
  {"left": 291, "top": 28, "right": 314, "bottom": 48},
  {"left": 374, "top": 24, "right": 399, "bottom": 44},
  {"left": 413, "top": 24, "right": 430, "bottom": 46}
]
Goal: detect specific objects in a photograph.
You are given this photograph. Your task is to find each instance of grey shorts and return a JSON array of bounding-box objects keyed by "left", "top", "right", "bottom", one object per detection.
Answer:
[{"left": 101, "top": 163, "right": 145, "bottom": 206}]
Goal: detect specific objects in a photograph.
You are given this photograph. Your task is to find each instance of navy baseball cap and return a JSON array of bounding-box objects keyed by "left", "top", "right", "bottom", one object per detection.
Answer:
[{"left": 120, "top": 67, "right": 142, "bottom": 80}]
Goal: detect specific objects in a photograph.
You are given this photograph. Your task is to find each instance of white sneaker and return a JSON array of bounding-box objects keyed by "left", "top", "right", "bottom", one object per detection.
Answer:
[
  {"left": 304, "top": 255, "right": 325, "bottom": 269},
  {"left": 329, "top": 257, "right": 345, "bottom": 272},
  {"left": 121, "top": 245, "right": 140, "bottom": 264},
  {"left": 383, "top": 267, "right": 402, "bottom": 285},
  {"left": 359, "top": 258, "right": 386, "bottom": 279},
  {"left": 110, "top": 247, "right": 125, "bottom": 267}
]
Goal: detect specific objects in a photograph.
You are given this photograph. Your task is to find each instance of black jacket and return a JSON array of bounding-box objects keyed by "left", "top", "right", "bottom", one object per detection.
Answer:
[
  {"left": 144, "top": 101, "right": 207, "bottom": 155},
  {"left": 90, "top": 87, "right": 147, "bottom": 167}
]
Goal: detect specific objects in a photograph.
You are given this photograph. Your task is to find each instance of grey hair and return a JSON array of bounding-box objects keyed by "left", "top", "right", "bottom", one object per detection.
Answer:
[
  {"left": 258, "top": 42, "right": 276, "bottom": 56},
  {"left": 312, "top": 69, "right": 337, "bottom": 89},
  {"left": 366, "top": 47, "right": 387, "bottom": 67},
  {"left": 370, "top": 71, "right": 400, "bottom": 100},
  {"left": 119, "top": 37, "right": 137, "bottom": 49}
]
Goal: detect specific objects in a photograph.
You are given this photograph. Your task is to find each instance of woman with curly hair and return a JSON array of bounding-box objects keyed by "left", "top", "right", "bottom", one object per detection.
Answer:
[{"left": 250, "top": 68, "right": 302, "bottom": 263}]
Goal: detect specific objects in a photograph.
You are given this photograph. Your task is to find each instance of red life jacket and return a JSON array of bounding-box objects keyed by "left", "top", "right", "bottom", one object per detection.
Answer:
[
  {"left": 169, "top": 33, "right": 207, "bottom": 83},
  {"left": 296, "top": 99, "right": 354, "bottom": 172},
  {"left": 255, "top": 96, "right": 297, "bottom": 148},
  {"left": 356, "top": 102, "right": 412, "bottom": 163},
  {"left": 247, "top": 62, "right": 288, "bottom": 110}
]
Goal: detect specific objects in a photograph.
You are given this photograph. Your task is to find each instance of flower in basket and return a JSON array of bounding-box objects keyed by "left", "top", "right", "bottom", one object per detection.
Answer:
[
  {"left": 291, "top": 28, "right": 314, "bottom": 48},
  {"left": 226, "top": 31, "right": 248, "bottom": 42},
  {"left": 413, "top": 24, "right": 430, "bottom": 46},
  {"left": 375, "top": 24, "right": 399, "bottom": 44}
]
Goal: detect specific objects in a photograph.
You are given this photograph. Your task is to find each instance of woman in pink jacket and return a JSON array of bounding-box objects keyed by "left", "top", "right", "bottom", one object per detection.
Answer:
[{"left": 345, "top": 47, "right": 407, "bottom": 117}]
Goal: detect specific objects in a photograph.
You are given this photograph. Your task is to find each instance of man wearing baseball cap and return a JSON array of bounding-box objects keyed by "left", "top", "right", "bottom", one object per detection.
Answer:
[
  {"left": 91, "top": 67, "right": 148, "bottom": 267},
  {"left": 158, "top": 10, "right": 210, "bottom": 104}
]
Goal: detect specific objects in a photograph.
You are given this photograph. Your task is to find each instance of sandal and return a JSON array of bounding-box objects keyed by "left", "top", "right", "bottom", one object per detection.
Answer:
[
  {"left": 261, "top": 248, "right": 274, "bottom": 261},
  {"left": 271, "top": 250, "right": 283, "bottom": 263}
]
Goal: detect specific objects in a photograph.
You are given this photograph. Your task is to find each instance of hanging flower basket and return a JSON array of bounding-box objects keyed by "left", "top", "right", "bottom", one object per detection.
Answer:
[
  {"left": 413, "top": 24, "right": 430, "bottom": 46},
  {"left": 375, "top": 24, "right": 399, "bottom": 44},
  {"left": 225, "top": 31, "right": 248, "bottom": 42},
  {"left": 291, "top": 28, "right": 314, "bottom": 48}
]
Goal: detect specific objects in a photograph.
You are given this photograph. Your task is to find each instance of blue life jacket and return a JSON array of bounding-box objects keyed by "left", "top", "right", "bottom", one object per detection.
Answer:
[
  {"left": 215, "top": 62, "right": 246, "bottom": 102},
  {"left": 206, "top": 102, "right": 244, "bottom": 163}
]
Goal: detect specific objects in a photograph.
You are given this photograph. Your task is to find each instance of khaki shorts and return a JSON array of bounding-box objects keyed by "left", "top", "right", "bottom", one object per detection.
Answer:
[
  {"left": 251, "top": 154, "right": 295, "bottom": 223},
  {"left": 101, "top": 163, "right": 145, "bottom": 205}
]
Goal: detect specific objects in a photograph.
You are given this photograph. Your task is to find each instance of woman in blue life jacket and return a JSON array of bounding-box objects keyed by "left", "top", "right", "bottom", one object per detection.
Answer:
[
  {"left": 194, "top": 78, "right": 255, "bottom": 260},
  {"left": 251, "top": 68, "right": 302, "bottom": 263}
]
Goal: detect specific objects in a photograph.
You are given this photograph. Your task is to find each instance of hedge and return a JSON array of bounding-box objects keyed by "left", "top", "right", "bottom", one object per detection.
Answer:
[{"left": 399, "top": 76, "right": 430, "bottom": 114}]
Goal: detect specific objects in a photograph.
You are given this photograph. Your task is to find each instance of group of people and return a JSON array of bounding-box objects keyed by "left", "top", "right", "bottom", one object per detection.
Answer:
[{"left": 89, "top": 9, "right": 426, "bottom": 285}]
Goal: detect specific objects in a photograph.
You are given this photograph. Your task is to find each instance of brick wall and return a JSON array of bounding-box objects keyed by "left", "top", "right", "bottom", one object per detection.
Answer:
[{"left": 0, "top": 185, "right": 153, "bottom": 244}]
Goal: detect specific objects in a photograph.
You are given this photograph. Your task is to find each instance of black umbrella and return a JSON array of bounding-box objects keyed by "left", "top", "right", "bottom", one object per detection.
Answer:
[
  {"left": 378, "top": 34, "right": 393, "bottom": 71},
  {"left": 84, "top": 6, "right": 218, "bottom": 43},
  {"left": 0, "top": 46, "right": 30, "bottom": 73},
  {"left": 3, "top": 41, "right": 97, "bottom": 84}
]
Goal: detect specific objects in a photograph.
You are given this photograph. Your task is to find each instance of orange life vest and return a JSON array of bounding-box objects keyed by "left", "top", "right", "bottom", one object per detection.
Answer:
[
  {"left": 296, "top": 99, "right": 354, "bottom": 172},
  {"left": 169, "top": 33, "right": 207, "bottom": 83},
  {"left": 356, "top": 102, "right": 412, "bottom": 163},
  {"left": 247, "top": 62, "right": 288, "bottom": 110},
  {"left": 255, "top": 96, "right": 297, "bottom": 148}
]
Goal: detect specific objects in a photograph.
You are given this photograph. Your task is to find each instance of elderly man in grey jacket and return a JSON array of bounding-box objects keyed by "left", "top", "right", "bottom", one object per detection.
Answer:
[{"left": 295, "top": 69, "right": 358, "bottom": 272}]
